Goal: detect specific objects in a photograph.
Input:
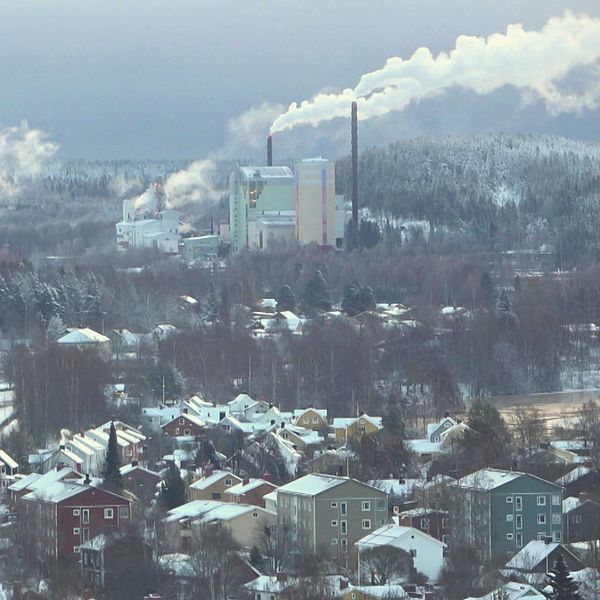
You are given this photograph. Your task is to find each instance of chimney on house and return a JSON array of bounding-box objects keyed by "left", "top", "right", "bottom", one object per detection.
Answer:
[
  {"left": 84, "top": 473, "right": 91, "bottom": 485},
  {"left": 204, "top": 465, "right": 214, "bottom": 478},
  {"left": 263, "top": 472, "right": 272, "bottom": 482},
  {"left": 183, "top": 407, "right": 189, "bottom": 414},
  {"left": 276, "top": 572, "right": 287, "bottom": 583},
  {"left": 131, "top": 460, "right": 138, "bottom": 467},
  {"left": 339, "top": 579, "right": 349, "bottom": 590},
  {"left": 267, "top": 135, "right": 273, "bottom": 167},
  {"left": 351, "top": 101, "right": 359, "bottom": 229},
  {"left": 59, "top": 445, "right": 65, "bottom": 451},
  {"left": 243, "top": 478, "right": 250, "bottom": 485}
]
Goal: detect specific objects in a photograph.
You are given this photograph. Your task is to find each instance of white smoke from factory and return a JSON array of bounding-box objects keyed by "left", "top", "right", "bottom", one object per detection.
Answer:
[
  {"left": 164, "top": 158, "right": 222, "bottom": 208},
  {"left": 224, "top": 101, "right": 285, "bottom": 155},
  {"left": 0, "top": 121, "right": 58, "bottom": 197},
  {"left": 271, "top": 12, "right": 600, "bottom": 133}
]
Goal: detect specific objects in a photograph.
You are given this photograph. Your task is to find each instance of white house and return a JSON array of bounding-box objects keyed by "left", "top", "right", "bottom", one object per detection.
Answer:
[{"left": 356, "top": 524, "right": 446, "bottom": 582}]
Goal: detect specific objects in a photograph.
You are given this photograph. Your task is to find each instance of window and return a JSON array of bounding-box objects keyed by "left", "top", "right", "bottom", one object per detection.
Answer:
[
  {"left": 331, "top": 538, "right": 338, "bottom": 545},
  {"left": 537, "top": 495, "right": 546, "bottom": 506},
  {"left": 330, "top": 501, "right": 338, "bottom": 509},
  {"left": 537, "top": 514, "right": 547, "bottom": 525},
  {"left": 184, "top": 429, "right": 191, "bottom": 436},
  {"left": 340, "top": 502, "right": 347, "bottom": 516},
  {"left": 74, "top": 546, "right": 81, "bottom": 553},
  {"left": 104, "top": 508, "right": 114, "bottom": 519},
  {"left": 359, "top": 426, "right": 366, "bottom": 434},
  {"left": 73, "top": 509, "right": 80, "bottom": 517},
  {"left": 506, "top": 496, "right": 513, "bottom": 504},
  {"left": 341, "top": 521, "right": 347, "bottom": 534},
  {"left": 362, "top": 501, "right": 371, "bottom": 511},
  {"left": 573, "top": 515, "right": 582, "bottom": 524},
  {"left": 377, "top": 499, "right": 386, "bottom": 511},
  {"left": 553, "top": 531, "right": 562, "bottom": 542},
  {"left": 441, "top": 518, "right": 449, "bottom": 528},
  {"left": 409, "top": 549, "right": 417, "bottom": 557},
  {"left": 507, "top": 533, "right": 514, "bottom": 540},
  {"left": 516, "top": 515, "right": 523, "bottom": 529},
  {"left": 212, "top": 492, "right": 222, "bottom": 500},
  {"left": 515, "top": 496, "right": 522, "bottom": 511},
  {"left": 341, "top": 538, "right": 348, "bottom": 552},
  {"left": 179, "top": 418, "right": 185, "bottom": 425},
  {"left": 506, "top": 514, "right": 514, "bottom": 522},
  {"left": 537, "top": 532, "right": 547, "bottom": 541},
  {"left": 82, "top": 528, "right": 90, "bottom": 542},
  {"left": 516, "top": 533, "right": 523, "bottom": 547},
  {"left": 73, "top": 528, "right": 80, "bottom": 535},
  {"left": 552, "top": 513, "right": 561, "bottom": 525},
  {"left": 331, "top": 520, "right": 338, "bottom": 527},
  {"left": 253, "top": 512, "right": 258, "bottom": 517},
  {"left": 362, "top": 519, "right": 371, "bottom": 529},
  {"left": 175, "top": 428, "right": 180, "bottom": 435},
  {"left": 82, "top": 509, "right": 90, "bottom": 524},
  {"left": 119, "top": 506, "right": 129, "bottom": 519},
  {"left": 552, "top": 494, "right": 561, "bottom": 506},
  {"left": 225, "top": 479, "right": 232, "bottom": 486},
  {"left": 420, "top": 518, "right": 430, "bottom": 529}
]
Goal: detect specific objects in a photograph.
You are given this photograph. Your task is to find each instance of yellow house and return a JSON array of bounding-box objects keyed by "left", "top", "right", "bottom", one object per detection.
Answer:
[
  {"left": 342, "top": 585, "right": 407, "bottom": 600},
  {"left": 188, "top": 469, "right": 242, "bottom": 501},
  {"left": 333, "top": 414, "right": 383, "bottom": 443},
  {"left": 293, "top": 408, "right": 329, "bottom": 431}
]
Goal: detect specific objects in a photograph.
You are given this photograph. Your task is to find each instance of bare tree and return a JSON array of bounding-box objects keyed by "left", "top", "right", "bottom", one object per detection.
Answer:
[
  {"left": 259, "top": 520, "right": 292, "bottom": 575},
  {"left": 513, "top": 407, "right": 544, "bottom": 455},
  {"left": 360, "top": 546, "right": 413, "bottom": 585},
  {"left": 578, "top": 401, "right": 600, "bottom": 471}
]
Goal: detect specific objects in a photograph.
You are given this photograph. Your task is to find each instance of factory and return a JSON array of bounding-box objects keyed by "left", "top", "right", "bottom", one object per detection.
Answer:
[
  {"left": 228, "top": 135, "right": 349, "bottom": 252},
  {"left": 116, "top": 182, "right": 180, "bottom": 254}
]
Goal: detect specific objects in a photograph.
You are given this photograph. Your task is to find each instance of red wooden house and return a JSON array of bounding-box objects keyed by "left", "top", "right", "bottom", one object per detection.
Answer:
[{"left": 162, "top": 412, "right": 205, "bottom": 438}]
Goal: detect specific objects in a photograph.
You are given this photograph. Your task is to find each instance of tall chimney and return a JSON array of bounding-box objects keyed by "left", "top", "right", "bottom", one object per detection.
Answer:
[
  {"left": 267, "top": 135, "right": 273, "bottom": 167},
  {"left": 351, "top": 101, "right": 359, "bottom": 228}
]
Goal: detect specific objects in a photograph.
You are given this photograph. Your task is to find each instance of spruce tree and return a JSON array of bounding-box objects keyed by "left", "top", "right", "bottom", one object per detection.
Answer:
[
  {"left": 497, "top": 288, "right": 511, "bottom": 313},
  {"left": 159, "top": 463, "right": 187, "bottom": 510},
  {"left": 547, "top": 554, "right": 581, "bottom": 600},
  {"left": 300, "top": 269, "right": 331, "bottom": 314},
  {"left": 276, "top": 284, "right": 296, "bottom": 312},
  {"left": 102, "top": 420, "right": 123, "bottom": 493}
]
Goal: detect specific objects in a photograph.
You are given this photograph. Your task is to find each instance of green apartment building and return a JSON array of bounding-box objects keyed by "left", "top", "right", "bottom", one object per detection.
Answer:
[
  {"left": 451, "top": 468, "right": 563, "bottom": 561},
  {"left": 229, "top": 166, "right": 295, "bottom": 252}
]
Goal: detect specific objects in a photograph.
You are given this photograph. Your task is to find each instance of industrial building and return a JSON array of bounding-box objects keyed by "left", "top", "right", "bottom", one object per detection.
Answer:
[
  {"left": 116, "top": 183, "right": 180, "bottom": 254},
  {"left": 229, "top": 166, "right": 296, "bottom": 252},
  {"left": 182, "top": 234, "right": 220, "bottom": 261}
]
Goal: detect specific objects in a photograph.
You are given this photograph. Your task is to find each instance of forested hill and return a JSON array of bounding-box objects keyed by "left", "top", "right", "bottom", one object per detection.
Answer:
[{"left": 336, "top": 134, "right": 600, "bottom": 264}]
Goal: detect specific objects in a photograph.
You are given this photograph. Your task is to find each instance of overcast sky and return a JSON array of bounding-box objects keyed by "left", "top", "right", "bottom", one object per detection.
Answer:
[{"left": 1, "top": 0, "right": 599, "bottom": 160}]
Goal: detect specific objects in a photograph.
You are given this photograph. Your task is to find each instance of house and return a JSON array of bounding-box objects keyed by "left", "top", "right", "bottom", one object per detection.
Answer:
[
  {"left": 228, "top": 393, "right": 257, "bottom": 417},
  {"left": 66, "top": 433, "right": 106, "bottom": 475},
  {"left": 293, "top": 408, "right": 329, "bottom": 431},
  {"left": 405, "top": 415, "right": 468, "bottom": 462},
  {"left": 21, "top": 478, "right": 131, "bottom": 561},
  {"left": 0, "top": 449, "right": 18, "bottom": 491},
  {"left": 548, "top": 440, "right": 592, "bottom": 464},
  {"left": 224, "top": 478, "right": 278, "bottom": 508},
  {"left": 399, "top": 508, "right": 449, "bottom": 543},
  {"left": 563, "top": 497, "right": 600, "bottom": 542},
  {"left": 451, "top": 468, "right": 564, "bottom": 561},
  {"left": 333, "top": 414, "right": 383, "bottom": 443},
  {"left": 277, "top": 424, "right": 323, "bottom": 451},
  {"left": 189, "top": 469, "right": 243, "bottom": 501},
  {"left": 246, "top": 574, "right": 347, "bottom": 600},
  {"left": 8, "top": 467, "right": 83, "bottom": 504},
  {"left": 342, "top": 584, "right": 407, "bottom": 600},
  {"left": 555, "top": 466, "right": 600, "bottom": 498},
  {"left": 120, "top": 463, "right": 162, "bottom": 504},
  {"left": 356, "top": 525, "right": 446, "bottom": 582},
  {"left": 56, "top": 328, "right": 111, "bottom": 356},
  {"left": 80, "top": 530, "right": 146, "bottom": 592},
  {"left": 465, "top": 581, "right": 546, "bottom": 600},
  {"left": 275, "top": 474, "right": 388, "bottom": 567},
  {"left": 86, "top": 421, "right": 146, "bottom": 464},
  {"left": 502, "top": 540, "right": 586, "bottom": 577},
  {"left": 162, "top": 412, "right": 206, "bottom": 438},
  {"left": 164, "top": 499, "right": 276, "bottom": 551}
]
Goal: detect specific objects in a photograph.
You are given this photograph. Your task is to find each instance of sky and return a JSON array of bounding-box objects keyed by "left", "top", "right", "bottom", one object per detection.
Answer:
[{"left": 1, "top": 0, "right": 599, "bottom": 160}]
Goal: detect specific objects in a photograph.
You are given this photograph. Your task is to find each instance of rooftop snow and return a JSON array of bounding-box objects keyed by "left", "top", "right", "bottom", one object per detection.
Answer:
[
  {"left": 455, "top": 468, "right": 524, "bottom": 491},
  {"left": 276, "top": 473, "right": 348, "bottom": 497},
  {"left": 189, "top": 470, "right": 237, "bottom": 491},
  {"left": 357, "top": 524, "right": 444, "bottom": 549},
  {"left": 225, "top": 478, "right": 275, "bottom": 496},
  {"left": 57, "top": 328, "right": 110, "bottom": 344},
  {"left": 505, "top": 540, "right": 561, "bottom": 570},
  {"left": 239, "top": 166, "right": 293, "bottom": 179}
]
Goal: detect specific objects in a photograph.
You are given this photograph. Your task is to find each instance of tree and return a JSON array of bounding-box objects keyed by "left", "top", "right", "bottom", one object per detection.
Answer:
[
  {"left": 342, "top": 284, "right": 376, "bottom": 317},
  {"left": 547, "top": 553, "right": 581, "bottom": 600},
  {"left": 360, "top": 546, "right": 413, "bottom": 585},
  {"left": 277, "top": 284, "right": 296, "bottom": 312},
  {"left": 359, "top": 219, "right": 381, "bottom": 248},
  {"left": 480, "top": 271, "right": 496, "bottom": 306},
  {"left": 158, "top": 463, "right": 186, "bottom": 510},
  {"left": 300, "top": 270, "right": 331, "bottom": 314},
  {"left": 102, "top": 420, "right": 123, "bottom": 493},
  {"left": 513, "top": 407, "right": 544, "bottom": 455},
  {"left": 345, "top": 218, "right": 359, "bottom": 251},
  {"left": 189, "top": 522, "right": 242, "bottom": 600},
  {"left": 497, "top": 288, "right": 511, "bottom": 313}
]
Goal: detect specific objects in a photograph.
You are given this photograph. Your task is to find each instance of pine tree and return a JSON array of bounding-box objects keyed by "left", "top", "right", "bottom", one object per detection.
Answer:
[
  {"left": 300, "top": 269, "right": 331, "bottom": 314},
  {"left": 159, "top": 463, "right": 187, "bottom": 510},
  {"left": 276, "top": 284, "right": 296, "bottom": 312},
  {"left": 547, "top": 554, "right": 581, "bottom": 600},
  {"left": 359, "top": 219, "right": 381, "bottom": 248},
  {"left": 102, "top": 420, "right": 123, "bottom": 493},
  {"left": 497, "top": 288, "right": 511, "bottom": 313}
]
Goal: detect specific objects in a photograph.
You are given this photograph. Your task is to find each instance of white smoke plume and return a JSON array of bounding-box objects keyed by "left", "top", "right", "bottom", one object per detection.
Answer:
[
  {"left": 0, "top": 121, "right": 58, "bottom": 197},
  {"left": 271, "top": 12, "right": 600, "bottom": 133},
  {"left": 164, "top": 158, "right": 222, "bottom": 208},
  {"left": 224, "top": 101, "right": 285, "bottom": 155}
]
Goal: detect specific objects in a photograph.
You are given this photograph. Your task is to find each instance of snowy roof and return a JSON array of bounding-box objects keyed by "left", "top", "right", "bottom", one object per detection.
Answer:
[
  {"left": 505, "top": 541, "right": 562, "bottom": 570},
  {"left": 555, "top": 466, "right": 592, "bottom": 485},
  {"left": 465, "top": 582, "right": 546, "bottom": 600},
  {"left": 455, "top": 468, "right": 524, "bottom": 491},
  {"left": 159, "top": 553, "right": 195, "bottom": 578},
  {"left": 349, "top": 585, "right": 407, "bottom": 599},
  {"left": 332, "top": 415, "right": 382, "bottom": 430},
  {"left": 8, "top": 472, "right": 42, "bottom": 492},
  {"left": 276, "top": 473, "right": 351, "bottom": 497},
  {"left": 58, "top": 447, "right": 84, "bottom": 465},
  {"left": 0, "top": 449, "right": 18, "bottom": 470},
  {"left": 120, "top": 464, "right": 159, "bottom": 477},
  {"left": 293, "top": 407, "right": 328, "bottom": 419},
  {"left": 356, "top": 524, "right": 445, "bottom": 550},
  {"left": 189, "top": 470, "right": 238, "bottom": 491},
  {"left": 165, "top": 499, "right": 271, "bottom": 524},
  {"left": 369, "top": 479, "right": 421, "bottom": 498},
  {"left": 405, "top": 439, "right": 443, "bottom": 455},
  {"left": 225, "top": 478, "right": 276, "bottom": 496},
  {"left": 239, "top": 166, "right": 294, "bottom": 179},
  {"left": 563, "top": 497, "right": 583, "bottom": 513},
  {"left": 57, "top": 328, "right": 110, "bottom": 344},
  {"left": 164, "top": 413, "right": 205, "bottom": 429},
  {"left": 26, "top": 467, "right": 82, "bottom": 492},
  {"left": 400, "top": 507, "right": 448, "bottom": 518}
]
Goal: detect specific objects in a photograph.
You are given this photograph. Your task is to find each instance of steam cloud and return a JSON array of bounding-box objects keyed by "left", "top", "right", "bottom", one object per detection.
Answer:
[
  {"left": 271, "top": 12, "right": 600, "bottom": 133},
  {"left": 0, "top": 121, "right": 58, "bottom": 197},
  {"left": 164, "top": 159, "right": 222, "bottom": 208}
]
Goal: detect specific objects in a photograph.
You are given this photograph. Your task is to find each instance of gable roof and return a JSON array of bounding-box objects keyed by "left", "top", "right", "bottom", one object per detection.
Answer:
[
  {"left": 332, "top": 415, "right": 383, "bottom": 430},
  {"left": 356, "top": 524, "right": 445, "bottom": 550},
  {"left": 8, "top": 472, "right": 42, "bottom": 492},
  {"left": 556, "top": 466, "right": 593, "bottom": 486},
  {"left": 505, "top": 540, "right": 582, "bottom": 571},
  {"left": 189, "top": 470, "right": 240, "bottom": 491},
  {"left": 165, "top": 499, "right": 273, "bottom": 524},
  {"left": 293, "top": 407, "right": 328, "bottom": 420},
  {"left": 455, "top": 468, "right": 560, "bottom": 492},
  {"left": 0, "top": 449, "right": 18, "bottom": 470},
  {"left": 225, "top": 478, "right": 277, "bottom": 496},
  {"left": 163, "top": 412, "right": 205, "bottom": 429},
  {"left": 276, "top": 473, "right": 380, "bottom": 497},
  {"left": 57, "top": 328, "right": 110, "bottom": 344}
]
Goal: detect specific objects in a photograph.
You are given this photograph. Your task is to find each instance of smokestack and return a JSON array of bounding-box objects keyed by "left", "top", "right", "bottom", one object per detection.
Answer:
[
  {"left": 267, "top": 135, "right": 273, "bottom": 166},
  {"left": 351, "top": 102, "right": 359, "bottom": 228}
]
